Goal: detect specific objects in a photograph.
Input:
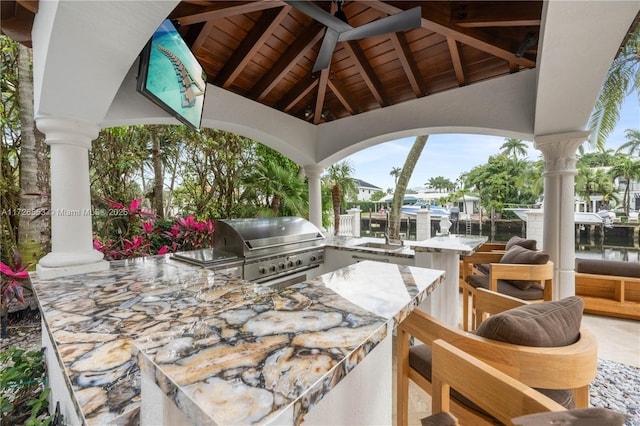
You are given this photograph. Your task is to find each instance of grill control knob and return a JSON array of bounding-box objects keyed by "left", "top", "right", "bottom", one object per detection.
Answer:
[
  {"left": 269, "top": 265, "right": 277, "bottom": 272},
  {"left": 258, "top": 266, "right": 267, "bottom": 274},
  {"left": 296, "top": 259, "right": 303, "bottom": 266},
  {"left": 278, "top": 262, "right": 286, "bottom": 270},
  {"left": 310, "top": 255, "right": 316, "bottom": 261},
  {"left": 287, "top": 261, "right": 294, "bottom": 267}
]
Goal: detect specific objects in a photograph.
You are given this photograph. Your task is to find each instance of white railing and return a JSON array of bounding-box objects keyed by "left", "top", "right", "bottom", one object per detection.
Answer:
[{"left": 326, "top": 210, "right": 361, "bottom": 237}]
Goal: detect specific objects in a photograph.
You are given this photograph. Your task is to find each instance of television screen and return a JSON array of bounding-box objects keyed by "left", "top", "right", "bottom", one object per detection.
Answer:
[{"left": 137, "top": 19, "right": 207, "bottom": 130}]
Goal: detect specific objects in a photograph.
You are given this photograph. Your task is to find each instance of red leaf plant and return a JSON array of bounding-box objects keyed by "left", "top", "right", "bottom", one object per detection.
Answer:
[
  {"left": 1, "top": 248, "right": 33, "bottom": 338},
  {"left": 93, "top": 198, "right": 212, "bottom": 260}
]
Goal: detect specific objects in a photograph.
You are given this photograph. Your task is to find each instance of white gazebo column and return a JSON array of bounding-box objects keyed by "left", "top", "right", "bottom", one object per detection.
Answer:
[
  {"left": 304, "top": 165, "right": 324, "bottom": 230},
  {"left": 534, "top": 131, "right": 589, "bottom": 300},
  {"left": 36, "top": 117, "right": 108, "bottom": 279}
]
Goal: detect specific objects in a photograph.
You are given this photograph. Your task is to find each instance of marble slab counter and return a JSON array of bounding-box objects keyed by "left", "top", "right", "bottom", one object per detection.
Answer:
[
  {"left": 409, "top": 234, "right": 488, "bottom": 255},
  {"left": 31, "top": 255, "right": 444, "bottom": 425},
  {"left": 324, "top": 236, "right": 414, "bottom": 257}
]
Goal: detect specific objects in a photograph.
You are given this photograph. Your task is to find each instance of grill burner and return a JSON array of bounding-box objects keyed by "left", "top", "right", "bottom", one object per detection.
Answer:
[{"left": 173, "top": 217, "right": 325, "bottom": 284}]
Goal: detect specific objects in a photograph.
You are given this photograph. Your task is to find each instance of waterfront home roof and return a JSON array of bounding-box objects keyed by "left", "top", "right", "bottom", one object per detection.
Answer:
[{"left": 354, "top": 179, "right": 381, "bottom": 190}]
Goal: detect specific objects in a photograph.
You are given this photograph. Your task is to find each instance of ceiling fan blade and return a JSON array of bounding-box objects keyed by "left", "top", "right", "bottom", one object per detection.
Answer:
[
  {"left": 284, "top": 0, "right": 352, "bottom": 32},
  {"left": 312, "top": 27, "right": 339, "bottom": 72},
  {"left": 339, "top": 6, "right": 422, "bottom": 42}
]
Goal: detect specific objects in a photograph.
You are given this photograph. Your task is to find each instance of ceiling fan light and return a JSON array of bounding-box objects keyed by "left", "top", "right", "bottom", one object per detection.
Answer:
[
  {"left": 334, "top": 0, "right": 348, "bottom": 23},
  {"left": 334, "top": 9, "right": 348, "bottom": 23}
]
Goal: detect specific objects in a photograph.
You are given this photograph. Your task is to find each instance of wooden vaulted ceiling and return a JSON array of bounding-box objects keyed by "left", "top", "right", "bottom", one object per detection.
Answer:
[
  {"left": 168, "top": 1, "right": 542, "bottom": 124},
  {"left": 1, "top": 0, "right": 543, "bottom": 125}
]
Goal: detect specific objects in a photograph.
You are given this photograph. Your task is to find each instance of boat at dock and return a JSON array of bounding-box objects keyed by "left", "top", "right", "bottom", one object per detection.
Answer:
[{"left": 505, "top": 208, "right": 612, "bottom": 227}]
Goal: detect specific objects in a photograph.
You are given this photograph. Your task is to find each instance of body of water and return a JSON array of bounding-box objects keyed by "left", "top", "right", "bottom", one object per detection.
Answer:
[{"left": 359, "top": 216, "right": 640, "bottom": 261}]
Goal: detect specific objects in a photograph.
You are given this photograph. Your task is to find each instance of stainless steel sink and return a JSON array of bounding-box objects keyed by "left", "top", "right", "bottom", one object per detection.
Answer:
[{"left": 353, "top": 242, "right": 405, "bottom": 251}]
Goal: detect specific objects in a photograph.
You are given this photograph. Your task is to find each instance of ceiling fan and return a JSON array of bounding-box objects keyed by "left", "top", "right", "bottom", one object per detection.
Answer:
[{"left": 284, "top": 1, "right": 422, "bottom": 73}]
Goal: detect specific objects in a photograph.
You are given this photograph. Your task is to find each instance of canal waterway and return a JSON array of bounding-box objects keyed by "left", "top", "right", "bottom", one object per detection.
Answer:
[{"left": 358, "top": 215, "right": 640, "bottom": 261}]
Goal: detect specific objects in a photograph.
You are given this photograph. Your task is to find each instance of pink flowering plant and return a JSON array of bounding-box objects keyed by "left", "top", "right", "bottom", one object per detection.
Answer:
[
  {"left": 1, "top": 249, "right": 33, "bottom": 338},
  {"left": 93, "top": 198, "right": 213, "bottom": 260}
]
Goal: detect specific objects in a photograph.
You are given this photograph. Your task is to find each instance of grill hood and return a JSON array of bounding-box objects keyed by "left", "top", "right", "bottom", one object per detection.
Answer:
[{"left": 213, "top": 217, "right": 325, "bottom": 258}]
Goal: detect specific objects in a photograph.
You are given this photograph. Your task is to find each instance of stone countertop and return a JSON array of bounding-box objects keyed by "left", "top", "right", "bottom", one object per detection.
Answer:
[
  {"left": 324, "top": 235, "right": 488, "bottom": 257},
  {"left": 31, "top": 255, "right": 444, "bottom": 425},
  {"left": 324, "top": 236, "right": 415, "bottom": 257},
  {"left": 408, "top": 234, "right": 488, "bottom": 255}
]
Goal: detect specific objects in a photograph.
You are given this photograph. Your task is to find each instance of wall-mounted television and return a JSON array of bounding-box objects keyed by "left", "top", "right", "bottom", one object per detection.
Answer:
[{"left": 137, "top": 19, "right": 207, "bottom": 130}]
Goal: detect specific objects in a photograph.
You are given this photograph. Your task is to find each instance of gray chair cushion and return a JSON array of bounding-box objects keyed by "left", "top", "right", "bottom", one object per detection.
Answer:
[
  {"left": 499, "top": 246, "right": 550, "bottom": 290},
  {"left": 466, "top": 274, "right": 544, "bottom": 300},
  {"left": 474, "top": 296, "right": 584, "bottom": 347},
  {"left": 513, "top": 407, "right": 627, "bottom": 426},
  {"left": 505, "top": 236, "right": 538, "bottom": 251},
  {"left": 575, "top": 257, "right": 640, "bottom": 278}
]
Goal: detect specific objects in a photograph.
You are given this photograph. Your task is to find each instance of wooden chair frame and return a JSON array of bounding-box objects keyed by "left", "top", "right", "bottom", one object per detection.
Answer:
[
  {"left": 396, "top": 289, "right": 597, "bottom": 426},
  {"left": 430, "top": 339, "right": 566, "bottom": 425},
  {"left": 460, "top": 250, "right": 553, "bottom": 330}
]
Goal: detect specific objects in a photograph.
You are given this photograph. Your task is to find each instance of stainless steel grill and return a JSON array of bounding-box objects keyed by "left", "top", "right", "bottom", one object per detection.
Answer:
[{"left": 173, "top": 217, "right": 325, "bottom": 286}]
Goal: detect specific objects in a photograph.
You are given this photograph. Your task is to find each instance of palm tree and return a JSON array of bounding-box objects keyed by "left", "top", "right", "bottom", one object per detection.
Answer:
[
  {"left": 608, "top": 156, "right": 640, "bottom": 215},
  {"left": 589, "top": 24, "right": 640, "bottom": 149},
  {"left": 17, "top": 42, "right": 50, "bottom": 265},
  {"left": 325, "top": 161, "right": 357, "bottom": 235},
  {"left": 576, "top": 166, "right": 612, "bottom": 212},
  {"left": 389, "top": 135, "right": 428, "bottom": 239},
  {"left": 617, "top": 129, "right": 640, "bottom": 157},
  {"left": 500, "top": 137, "right": 528, "bottom": 159},
  {"left": 245, "top": 160, "right": 307, "bottom": 217},
  {"left": 389, "top": 167, "right": 402, "bottom": 186}
]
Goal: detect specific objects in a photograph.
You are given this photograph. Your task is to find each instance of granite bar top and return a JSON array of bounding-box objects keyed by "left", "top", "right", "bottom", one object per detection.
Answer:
[
  {"left": 31, "top": 255, "right": 444, "bottom": 425},
  {"left": 409, "top": 234, "right": 488, "bottom": 255},
  {"left": 324, "top": 236, "right": 414, "bottom": 257}
]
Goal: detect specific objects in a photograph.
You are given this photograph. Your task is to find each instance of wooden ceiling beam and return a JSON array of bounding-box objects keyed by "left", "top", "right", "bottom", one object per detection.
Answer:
[
  {"left": 328, "top": 76, "right": 360, "bottom": 115},
  {"left": 390, "top": 32, "right": 428, "bottom": 97},
  {"left": 191, "top": 21, "right": 215, "bottom": 54},
  {"left": 314, "top": 68, "right": 330, "bottom": 124},
  {"left": 214, "top": 6, "right": 290, "bottom": 88},
  {"left": 368, "top": 1, "right": 537, "bottom": 67},
  {"left": 250, "top": 24, "right": 325, "bottom": 102},
  {"left": 343, "top": 40, "right": 390, "bottom": 107},
  {"left": 175, "top": 0, "right": 284, "bottom": 26},
  {"left": 16, "top": 0, "right": 38, "bottom": 14},
  {"left": 0, "top": 0, "right": 37, "bottom": 46},
  {"left": 277, "top": 75, "right": 319, "bottom": 113},
  {"left": 450, "top": 1, "right": 542, "bottom": 28},
  {"left": 447, "top": 37, "right": 466, "bottom": 86}
]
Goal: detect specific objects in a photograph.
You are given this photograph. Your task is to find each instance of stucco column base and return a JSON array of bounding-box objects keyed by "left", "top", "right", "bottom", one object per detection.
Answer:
[
  {"left": 534, "top": 130, "right": 589, "bottom": 300},
  {"left": 37, "top": 257, "right": 109, "bottom": 280},
  {"left": 36, "top": 116, "right": 106, "bottom": 277}
]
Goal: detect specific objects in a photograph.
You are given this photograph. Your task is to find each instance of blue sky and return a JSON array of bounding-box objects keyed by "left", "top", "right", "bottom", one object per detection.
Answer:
[{"left": 345, "top": 94, "right": 640, "bottom": 192}]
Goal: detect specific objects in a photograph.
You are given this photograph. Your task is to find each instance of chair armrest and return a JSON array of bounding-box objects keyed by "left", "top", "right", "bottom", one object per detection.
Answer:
[
  {"left": 476, "top": 243, "right": 507, "bottom": 252},
  {"left": 489, "top": 261, "right": 554, "bottom": 282},
  {"left": 463, "top": 252, "right": 504, "bottom": 265},
  {"left": 431, "top": 340, "right": 566, "bottom": 424}
]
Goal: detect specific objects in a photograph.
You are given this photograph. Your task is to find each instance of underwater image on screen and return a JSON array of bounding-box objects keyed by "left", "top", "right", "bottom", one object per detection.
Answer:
[{"left": 143, "top": 19, "right": 206, "bottom": 129}]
